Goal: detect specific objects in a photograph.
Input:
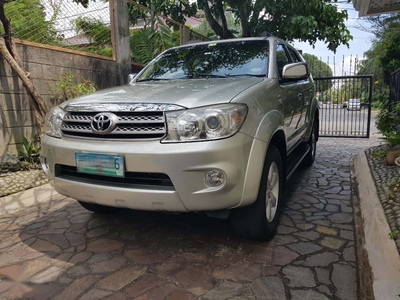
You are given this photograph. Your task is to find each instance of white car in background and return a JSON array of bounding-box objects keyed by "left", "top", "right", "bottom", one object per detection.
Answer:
[{"left": 347, "top": 99, "right": 361, "bottom": 111}]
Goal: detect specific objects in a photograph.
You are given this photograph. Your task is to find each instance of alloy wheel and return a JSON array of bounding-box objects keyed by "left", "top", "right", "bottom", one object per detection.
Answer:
[{"left": 266, "top": 162, "right": 280, "bottom": 222}]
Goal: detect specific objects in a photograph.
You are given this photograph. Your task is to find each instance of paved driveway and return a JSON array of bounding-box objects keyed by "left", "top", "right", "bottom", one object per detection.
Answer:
[{"left": 0, "top": 137, "right": 380, "bottom": 300}]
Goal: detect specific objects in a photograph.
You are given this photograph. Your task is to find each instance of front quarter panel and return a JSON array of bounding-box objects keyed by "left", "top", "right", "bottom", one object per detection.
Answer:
[
  {"left": 232, "top": 78, "right": 283, "bottom": 140},
  {"left": 236, "top": 110, "right": 285, "bottom": 206}
]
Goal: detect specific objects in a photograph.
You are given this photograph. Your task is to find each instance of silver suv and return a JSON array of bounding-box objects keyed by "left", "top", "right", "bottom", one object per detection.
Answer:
[{"left": 41, "top": 37, "right": 319, "bottom": 240}]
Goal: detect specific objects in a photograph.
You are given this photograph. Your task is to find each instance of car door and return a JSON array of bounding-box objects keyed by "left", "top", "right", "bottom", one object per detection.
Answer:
[
  {"left": 276, "top": 43, "right": 305, "bottom": 152},
  {"left": 286, "top": 45, "right": 313, "bottom": 136}
]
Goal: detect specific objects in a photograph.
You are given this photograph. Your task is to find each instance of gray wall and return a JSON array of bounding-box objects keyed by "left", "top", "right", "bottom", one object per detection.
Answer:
[{"left": 0, "top": 43, "right": 129, "bottom": 156}]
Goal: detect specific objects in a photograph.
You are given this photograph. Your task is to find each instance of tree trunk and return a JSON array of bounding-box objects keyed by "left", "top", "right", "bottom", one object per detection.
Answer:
[
  {"left": 240, "top": 4, "right": 251, "bottom": 37},
  {"left": 0, "top": 1, "right": 48, "bottom": 136},
  {"left": 202, "top": 1, "right": 233, "bottom": 39},
  {"left": 0, "top": 39, "right": 47, "bottom": 134},
  {"left": 249, "top": 0, "right": 261, "bottom": 36},
  {"left": 215, "top": 0, "right": 230, "bottom": 38}
]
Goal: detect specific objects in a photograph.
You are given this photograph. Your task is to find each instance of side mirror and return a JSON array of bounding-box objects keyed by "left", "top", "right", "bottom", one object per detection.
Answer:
[
  {"left": 128, "top": 73, "right": 138, "bottom": 83},
  {"left": 282, "top": 63, "right": 309, "bottom": 80}
]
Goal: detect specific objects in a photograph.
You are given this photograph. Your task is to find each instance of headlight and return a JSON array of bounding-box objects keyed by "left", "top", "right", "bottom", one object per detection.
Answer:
[
  {"left": 44, "top": 106, "right": 65, "bottom": 138},
  {"left": 162, "top": 104, "right": 247, "bottom": 143}
]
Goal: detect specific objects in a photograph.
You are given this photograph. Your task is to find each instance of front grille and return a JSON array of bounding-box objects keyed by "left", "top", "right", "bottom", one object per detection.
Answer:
[
  {"left": 61, "top": 111, "right": 166, "bottom": 139},
  {"left": 56, "top": 165, "right": 174, "bottom": 190}
]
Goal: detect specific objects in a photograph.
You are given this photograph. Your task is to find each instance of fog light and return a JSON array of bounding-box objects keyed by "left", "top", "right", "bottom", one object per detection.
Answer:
[{"left": 204, "top": 170, "right": 225, "bottom": 187}]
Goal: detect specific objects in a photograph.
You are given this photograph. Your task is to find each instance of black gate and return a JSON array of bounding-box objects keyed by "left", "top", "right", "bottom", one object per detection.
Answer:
[
  {"left": 314, "top": 75, "right": 373, "bottom": 138},
  {"left": 389, "top": 67, "right": 400, "bottom": 112}
]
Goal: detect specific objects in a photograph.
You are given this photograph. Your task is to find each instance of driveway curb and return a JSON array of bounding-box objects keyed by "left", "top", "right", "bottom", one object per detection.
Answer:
[{"left": 352, "top": 150, "right": 400, "bottom": 299}]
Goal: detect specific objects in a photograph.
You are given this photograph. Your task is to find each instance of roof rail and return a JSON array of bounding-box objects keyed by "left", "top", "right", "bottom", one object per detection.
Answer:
[{"left": 260, "top": 32, "right": 274, "bottom": 37}]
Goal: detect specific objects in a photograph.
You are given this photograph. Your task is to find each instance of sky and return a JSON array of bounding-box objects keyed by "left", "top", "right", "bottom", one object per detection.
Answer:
[{"left": 293, "top": 1, "right": 375, "bottom": 76}]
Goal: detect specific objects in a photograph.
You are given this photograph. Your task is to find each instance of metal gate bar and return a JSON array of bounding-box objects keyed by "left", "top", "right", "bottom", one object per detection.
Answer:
[
  {"left": 389, "top": 68, "right": 400, "bottom": 112},
  {"left": 314, "top": 75, "right": 372, "bottom": 138}
]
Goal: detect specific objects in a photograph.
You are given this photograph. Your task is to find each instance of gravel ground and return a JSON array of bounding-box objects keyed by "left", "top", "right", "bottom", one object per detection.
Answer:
[{"left": 365, "top": 145, "right": 400, "bottom": 253}]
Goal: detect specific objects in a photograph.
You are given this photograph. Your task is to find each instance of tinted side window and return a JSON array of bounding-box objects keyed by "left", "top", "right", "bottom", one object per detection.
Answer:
[{"left": 276, "top": 44, "right": 290, "bottom": 78}]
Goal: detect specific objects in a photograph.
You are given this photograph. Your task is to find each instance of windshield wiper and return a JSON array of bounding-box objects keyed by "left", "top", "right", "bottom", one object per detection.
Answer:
[
  {"left": 136, "top": 78, "right": 170, "bottom": 82},
  {"left": 226, "top": 74, "right": 266, "bottom": 78},
  {"left": 193, "top": 74, "right": 228, "bottom": 79}
]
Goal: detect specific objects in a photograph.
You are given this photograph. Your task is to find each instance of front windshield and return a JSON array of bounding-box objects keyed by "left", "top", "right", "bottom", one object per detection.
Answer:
[{"left": 137, "top": 40, "right": 269, "bottom": 81}]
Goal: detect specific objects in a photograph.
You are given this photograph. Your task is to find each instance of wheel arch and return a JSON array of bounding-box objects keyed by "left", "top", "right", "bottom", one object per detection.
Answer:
[
  {"left": 314, "top": 108, "right": 320, "bottom": 142},
  {"left": 269, "top": 130, "right": 287, "bottom": 180},
  {"left": 239, "top": 129, "right": 287, "bottom": 208}
]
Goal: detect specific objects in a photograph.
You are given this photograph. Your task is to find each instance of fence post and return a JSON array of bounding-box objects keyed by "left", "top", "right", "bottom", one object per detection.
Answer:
[
  {"left": 180, "top": 25, "right": 190, "bottom": 45},
  {"left": 110, "top": 0, "right": 131, "bottom": 85}
]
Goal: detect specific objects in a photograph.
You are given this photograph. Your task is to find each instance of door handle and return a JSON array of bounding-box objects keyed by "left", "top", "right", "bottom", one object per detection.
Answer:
[{"left": 278, "top": 94, "right": 283, "bottom": 104}]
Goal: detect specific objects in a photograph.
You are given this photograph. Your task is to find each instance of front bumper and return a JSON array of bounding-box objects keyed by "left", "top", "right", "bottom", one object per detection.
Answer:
[{"left": 41, "top": 133, "right": 256, "bottom": 212}]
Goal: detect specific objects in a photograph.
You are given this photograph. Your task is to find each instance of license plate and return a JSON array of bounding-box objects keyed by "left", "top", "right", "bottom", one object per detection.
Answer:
[{"left": 75, "top": 153, "right": 124, "bottom": 178}]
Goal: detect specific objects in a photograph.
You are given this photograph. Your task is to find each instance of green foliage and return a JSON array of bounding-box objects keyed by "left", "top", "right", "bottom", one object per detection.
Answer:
[
  {"left": 381, "top": 132, "right": 400, "bottom": 146},
  {"left": 2, "top": 0, "right": 60, "bottom": 44},
  {"left": 75, "top": 17, "right": 111, "bottom": 45},
  {"left": 73, "top": 0, "right": 90, "bottom": 8},
  {"left": 64, "top": 0, "right": 352, "bottom": 52},
  {"left": 193, "top": 12, "right": 241, "bottom": 39},
  {"left": 360, "top": 15, "right": 400, "bottom": 143},
  {"left": 319, "top": 77, "right": 370, "bottom": 105},
  {"left": 388, "top": 230, "right": 399, "bottom": 240},
  {"left": 376, "top": 108, "right": 400, "bottom": 146},
  {"left": 373, "top": 18, "right": 400, "bottom": 85},
  {"left": 372, "top": 149, "right": 388, "bottom": 160},
  {"left": 49, "top": 72, "right": 97, "bottom": 105},
  {"left": 358, "top": 15, "right": 400, "bottom": 100},
  {"left": 19, "top": 137, "right": 41, "bottom": 164},
  {"left": 358, "top": 49, "right": 390, "bottom": 110},
  {"left": 303, "top": 54, "right": 333, "bottom": 78},
  {"left": 196, "top": 0, "right": 352, "bottom": 52},
  {"left": 130, "top": 21, "right": 179, "bottom": 65},
  {"left": 127, "top": 0, "right": 197, "bottom": 28},
  {"left": 376, "top": 109, "right": 400, "bottom": 134},
  {"left": 303, "top": 53, "right": 333, "bottom": 92},
  {"left": 73, "top": 17, "right": 112, "bottom": 56}
]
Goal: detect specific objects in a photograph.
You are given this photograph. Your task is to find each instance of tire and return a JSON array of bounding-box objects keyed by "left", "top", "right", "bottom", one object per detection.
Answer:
[
  {"left": 302, "top": 119, "right": 317, "bottom": 168},
  {"left": 78, "top": 201, "right": 120, "bottom": 214},
  {"left": 231, "top": 145, "right": 283, "bottom": 240}
]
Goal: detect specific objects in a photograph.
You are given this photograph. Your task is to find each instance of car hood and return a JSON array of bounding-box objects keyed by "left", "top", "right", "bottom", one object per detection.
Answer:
[{"left": 61, "top": 77, "right": 264, "bottom": 109}]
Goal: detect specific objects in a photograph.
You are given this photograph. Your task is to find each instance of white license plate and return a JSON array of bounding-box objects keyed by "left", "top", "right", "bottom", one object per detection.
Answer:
[{"left": 75, "top": 153, "right": 124, "bottom": 178}]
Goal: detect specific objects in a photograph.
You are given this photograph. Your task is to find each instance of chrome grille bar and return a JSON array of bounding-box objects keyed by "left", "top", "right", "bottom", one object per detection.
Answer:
[{"left": 61, "top": 105, "right": 168, "bottom": 139}]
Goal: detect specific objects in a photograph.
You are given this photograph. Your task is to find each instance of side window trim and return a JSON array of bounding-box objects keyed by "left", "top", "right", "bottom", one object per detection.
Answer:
[
  {"left": 286, "top": 46, "right": 302, "bottom": 63},
  {"left": 276, "top": 43, "right": 291, "bottom": 79}
]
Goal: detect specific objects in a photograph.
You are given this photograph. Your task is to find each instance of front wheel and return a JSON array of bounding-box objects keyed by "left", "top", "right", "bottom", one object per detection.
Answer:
[
  {"left": 78, "top": 201, "right": 120, "bottom": 214},
  {"left": 231, "top": 145, "right": 283, "bottom": 240}
]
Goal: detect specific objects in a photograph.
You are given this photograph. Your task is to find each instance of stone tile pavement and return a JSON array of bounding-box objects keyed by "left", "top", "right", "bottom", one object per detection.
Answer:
[{"left": 0, "top": 136, "right": 384, "bottom": 300}]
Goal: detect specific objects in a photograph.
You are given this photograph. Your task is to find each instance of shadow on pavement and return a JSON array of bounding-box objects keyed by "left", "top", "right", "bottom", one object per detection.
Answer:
[
  {"left": 2, "top": 198, "right": 283, "bottom": 299},
  {"left": 0, "top": 169, "right": 304, "bottom": 300}
]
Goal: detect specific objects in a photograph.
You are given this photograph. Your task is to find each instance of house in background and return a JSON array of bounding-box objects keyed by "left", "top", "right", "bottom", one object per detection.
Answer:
[{"left": 353, "top": 0, "right": 400, "bottom": 16}]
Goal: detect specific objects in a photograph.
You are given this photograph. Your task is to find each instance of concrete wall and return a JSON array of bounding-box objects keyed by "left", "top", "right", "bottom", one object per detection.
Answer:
[{"left": 0, "top": 42, "right": 142, "bottom": 156}]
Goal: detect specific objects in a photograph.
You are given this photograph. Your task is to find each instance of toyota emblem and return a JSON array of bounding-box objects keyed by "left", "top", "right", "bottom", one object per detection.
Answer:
[{"left": 91, "top": 113, "right": 118, "bottom": 134}]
